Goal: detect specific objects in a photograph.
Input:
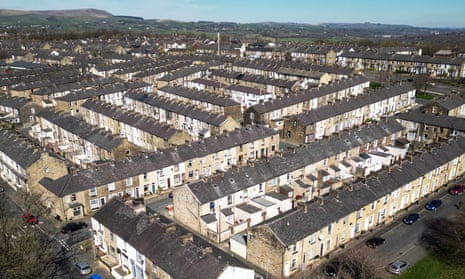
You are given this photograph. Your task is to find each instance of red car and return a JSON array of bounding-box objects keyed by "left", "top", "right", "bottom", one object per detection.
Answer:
[
  {"left": 449, "top": 184, "right": 465, "bottom": 195},
  {"left": 22, "top": 213, "right": 39, "bottom": 225}
]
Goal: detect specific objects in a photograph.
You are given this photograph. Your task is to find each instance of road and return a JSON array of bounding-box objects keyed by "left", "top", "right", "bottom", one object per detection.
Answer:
[
  {"left": 359, "top": 186, "right": 465, "bottom": 277},
  {"left": 0, "top": 178, "right": 112, "bottom": 279}
]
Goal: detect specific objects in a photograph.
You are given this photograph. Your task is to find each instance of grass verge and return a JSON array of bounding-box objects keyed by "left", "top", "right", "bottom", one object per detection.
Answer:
[{"left": 398, "top": 254, "right": 465, "bottom": 279}]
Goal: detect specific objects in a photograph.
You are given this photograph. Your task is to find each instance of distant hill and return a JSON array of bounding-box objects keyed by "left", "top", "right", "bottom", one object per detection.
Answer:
[
  {"left": 0, "top": 8, "right": 463, "bottom": 46},
  {"left": 0, "top": 8, "right": 112, "bottom": 18}
]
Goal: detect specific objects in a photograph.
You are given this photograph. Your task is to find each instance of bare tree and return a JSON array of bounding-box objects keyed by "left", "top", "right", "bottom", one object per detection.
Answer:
[
  {"left": 302, "top": 247, "right": 387, "bottom": 279},
  {"left": 420, "top": 209, "right": 465, "bottom": 265},
  {"left": 413, "top": 74, "right": 430, "bottom": 93},
  {"left": 0, "top": 193, "right": 78, "bottom": 278}
]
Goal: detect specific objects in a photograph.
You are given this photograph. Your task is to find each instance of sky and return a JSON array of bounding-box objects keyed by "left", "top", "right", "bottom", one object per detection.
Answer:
[{"left": 1, "top": 0, "right": 465, "bottom": 28}]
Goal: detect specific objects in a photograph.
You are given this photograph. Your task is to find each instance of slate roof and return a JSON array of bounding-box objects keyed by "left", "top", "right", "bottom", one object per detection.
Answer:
[
  {"left": 294, "top": 83, "right": 414, "bottom": 125},
  {"left": 0, "top": 128, "right": 42, "bottom": 170},
  {"left": 157, "top": 85, "right": 239, "bottom": 107},
  {"left": 125, "top": 90, "right": 229, "bottom": 126},
  {"left": 0, "top": 94, "right": 31, "bottom": 109},
  {"left": 433, "top": 94, "right": 465, "bottom": 111},
  {"left": 163, "top": 125, "right": 278, "bottom": 161},
  {"left": 40, "top": 125, "right": 277, "bottom": 197},
  {"left": 81, "top": 99, "right": 183, "bottom": 140},
  {"left": 36, "top": 108, "right": 125, "bottom": 151},
  {"left": 232, "top": 57, "right": 352, "bottom": 76},
  {"left": 248, "top": 75, "right": 369, "bottom": 114},
  {"left": 260, "top": 135, "right": 465, "bottom": 246},
  {"left": 93, "top": 198, "right": 250, "bottom": 279},
  {"left": 190, "top": 78, "right": 228, "bottom": 89},
  {"left": 340, "top": 51, "right": 465, "bottom": 66},
  {"left": 211, "top": 69, "right": 297, "bottom": 89},
  {"left": 187, "top": 118, "right": 404, "bottom": 204},
  {"left": 396, "top": 110, "right": 465, "bottom": 132}
]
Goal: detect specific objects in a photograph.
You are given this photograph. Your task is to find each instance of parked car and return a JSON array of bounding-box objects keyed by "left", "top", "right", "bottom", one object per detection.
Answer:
[
  {"left": 449, "top": 184, "right": 465, "bottom": 195},
  {"left": 75, "top": 261, "right": 92, "bottom": 275},
  {"left": 61, "top": 222, "right": 88, "bottom": 233},
  {"left": 425, "top": 199, "right": 442, "bottom": 211},
  {"left": 89, "top": 274, "right": 103, "bottom": 279},
  {"left": 22, "top": 213, "right": 39, "bottom": 225},
  {"left": 388, "top": 260, "right": 410, "bottom": 275},
  {"left": 365, "top": 237, "right": 386, "bottom": 248},
  {"left": 0, "top": 185, "right": 4, "bottom": 192},
  {"left": 402, "top": 213, "right": 419, "bottom": 225}
]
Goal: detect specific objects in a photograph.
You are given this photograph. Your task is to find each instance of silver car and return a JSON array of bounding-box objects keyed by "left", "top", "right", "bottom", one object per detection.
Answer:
[
  {"left": 388, "top": 260, "right": 409, "bottom": 275},
  {"left": 74, "top": 261, "right": 92, "bottom": 275}
]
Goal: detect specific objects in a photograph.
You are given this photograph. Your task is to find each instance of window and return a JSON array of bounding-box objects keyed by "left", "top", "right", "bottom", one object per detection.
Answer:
[
  {"left": 108, "top": 183, "right": 115, "bottom": 192},
  {"left": 90, "top": 199, "right": 99, "bottom": 210},
  {"left": 89, "top": 187, "right": 97, "bottom": 197},
  {"left": 227, "top": 195, "right": 233, "bottom": 205},
  {"left": 355, "top": 222, "right": 360, "bottom": 233},
  {"left": 73, "top": 207, "right": 81, "bottom": 216},
  {"left": 309, "top": 234, "right": 316, "bottom": 244},
  {"left": 126, "top": 177, "right": 133, "bottom": 186},
  {"left": 356, "top": 209, "right": 363, "bottom": 219},
  {"left": 143, "top": 173, "right": 148, "bottom": 181},
  {"left": 174, "top": 174, "right": 181, "bottom": 184},
  {"left": 71, "top": 193, "right": 76, "bottom": 201},
  {"left": 290, "top": 258, "right": 297, "bottom": 270},
  {"left": 328, "top": 224, "right": 332, "bottom": 234},
  {"left": 291, "top": 243, "right": 298, "bottom": 254}
]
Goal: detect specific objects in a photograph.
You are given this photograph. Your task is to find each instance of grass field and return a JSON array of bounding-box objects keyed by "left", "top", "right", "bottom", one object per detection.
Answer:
[
  {"left": 398, "top": 254, "right": 465, "bottom": 279},
  {"left": 415, "top": 91, "right": 437, "bottom": 100}
]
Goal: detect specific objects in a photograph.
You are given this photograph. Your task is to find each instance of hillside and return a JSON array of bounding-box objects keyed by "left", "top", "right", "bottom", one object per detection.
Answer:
[
  {"left": 1, "top": 8, "right": 464, "bottom": 48},
  {"left": 0, "top": 8, "right": 112, "bottom": 18}
]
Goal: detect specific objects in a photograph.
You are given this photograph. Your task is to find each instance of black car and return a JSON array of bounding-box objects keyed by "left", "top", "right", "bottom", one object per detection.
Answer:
[
  {"left": 61, "top": 222, "right": 88, "bottom": 233},
  {"left": 402, "top": 213, "right": 420, "bottom": 225},
  {"left": 365, "top": 237, "right": 386, "bottom": 248}
]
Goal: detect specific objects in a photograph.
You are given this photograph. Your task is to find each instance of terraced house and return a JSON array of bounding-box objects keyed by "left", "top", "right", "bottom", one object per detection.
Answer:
[
  {"left": 91, "top": 198, "right": 255, "bottom": 279},
  {"left": 173, "top": 118, "right": 406, "bottom": 243},
  {"left": 0, "top": 127, "right": 67, "bottom": 192},
  {"left": 244, "top": 136, "right": 465, "bottom": 278},
  {"left": 281, "top": 82, "right": 415, "bottom": 144},
  {"left": 124, "top": 90, "right": 240, "bottom": 140},
  {"left": 243, "top": 75, "right": 370, "bottom": 129},
  {"left": 37, "top": 126, "right": 278, "bottom": 220},
  {"left": 338, "top": 51, "right": 465, "bottom": 78},
  {"left": 0, "top": 94, "right": 41, "bottom": 125},
  {"left": 31, "top": 108, "right": 140, "bottom": 166},
  {"left": 156, "top": 85, "right": 242, "bottom": 120},
  {"left": 81, "top": 99, "right": 192, "bottom": 151}
]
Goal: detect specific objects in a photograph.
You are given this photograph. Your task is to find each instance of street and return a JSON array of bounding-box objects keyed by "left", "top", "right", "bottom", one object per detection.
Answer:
[
  {"left": 358, "top": 186, "right": 465, "bottom": 277},
  {"left": 0, "top": 178, "right": 112, "bottom": 279}
]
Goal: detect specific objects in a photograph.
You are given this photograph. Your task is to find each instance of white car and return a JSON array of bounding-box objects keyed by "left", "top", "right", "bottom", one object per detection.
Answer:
[{"left": 75, "top": 261, "right": 92, "bottom": 275}]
